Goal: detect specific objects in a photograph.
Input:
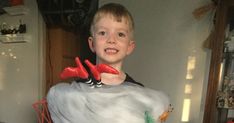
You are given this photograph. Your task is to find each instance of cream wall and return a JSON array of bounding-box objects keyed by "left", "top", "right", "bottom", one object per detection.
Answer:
[{"left": 100, "top": 0, "right": 213, "bottom": 123}]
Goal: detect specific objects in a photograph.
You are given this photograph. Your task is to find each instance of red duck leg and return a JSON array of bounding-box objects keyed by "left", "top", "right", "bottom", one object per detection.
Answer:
[
  {"left": 60, "top": 57, "right": 89, "bottom": 80},
  {"left": 84, "top": 59, "right": 119, "bottom": 87}
]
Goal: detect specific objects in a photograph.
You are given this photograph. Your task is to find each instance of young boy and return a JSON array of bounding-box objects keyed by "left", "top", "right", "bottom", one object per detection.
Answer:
[
  {"left": 87, "top": 3, "right": 143, "bottom": 86},
  {"left": 47, "top": 3, "right": 171, "bottom": 123}
]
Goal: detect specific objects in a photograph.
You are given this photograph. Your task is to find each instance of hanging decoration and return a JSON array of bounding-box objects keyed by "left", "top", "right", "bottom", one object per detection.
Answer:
[{"left": 192, "top": 1, "right": 217, "bottom": 49}]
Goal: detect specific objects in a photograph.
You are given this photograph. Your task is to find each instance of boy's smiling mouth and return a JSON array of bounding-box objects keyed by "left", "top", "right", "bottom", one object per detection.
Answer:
[{"left": 104, "top": 48, "right": 119, "bottom": 54}]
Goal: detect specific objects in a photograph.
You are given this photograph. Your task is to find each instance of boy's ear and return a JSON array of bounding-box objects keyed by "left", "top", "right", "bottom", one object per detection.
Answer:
[
  {"left": 88, "top": 37, "right": 95, "bottom": 53},
  {"left": 127, "top": 40, "right": 135, "bottom": 55}
]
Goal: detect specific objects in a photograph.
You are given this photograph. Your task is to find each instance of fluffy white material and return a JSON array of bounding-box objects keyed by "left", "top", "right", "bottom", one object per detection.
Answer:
[{"left": 47, "top": 82, "right": 170, "bottom": 123}]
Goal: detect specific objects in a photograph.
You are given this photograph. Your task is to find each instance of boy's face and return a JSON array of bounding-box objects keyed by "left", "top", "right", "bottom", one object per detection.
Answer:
[{"left": 88, "top": 16, "right": 135, "bottom": 65}]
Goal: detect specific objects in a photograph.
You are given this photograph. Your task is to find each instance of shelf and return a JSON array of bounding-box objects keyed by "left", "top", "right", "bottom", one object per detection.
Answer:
[
  {"left": 0, "top": 34, "right": 30, "bottom": 43},
  {"left": 3, "top": 5, "right": 29, "bottom": 16}
]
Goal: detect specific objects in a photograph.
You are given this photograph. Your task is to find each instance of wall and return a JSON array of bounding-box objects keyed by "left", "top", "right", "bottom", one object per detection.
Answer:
[
  {"left": 100, "top": 0, "right": 213, "bottom": 123},
  {"left": 0, "top": 0, "right": 44, "bottom": 122}
]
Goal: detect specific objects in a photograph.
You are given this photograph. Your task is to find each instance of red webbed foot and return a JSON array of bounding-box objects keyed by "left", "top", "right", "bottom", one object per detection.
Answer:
[
  {"left": 84, "top": 59, "right": 119, "bottom": 82},
  {"left": 60, "top": 57, "right": 89, "bottom": 80}
]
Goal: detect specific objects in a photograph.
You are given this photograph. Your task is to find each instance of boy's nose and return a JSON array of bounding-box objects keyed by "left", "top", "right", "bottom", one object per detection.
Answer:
[{"left": 107, "top": 35, "right": 116, "bottom": 44}]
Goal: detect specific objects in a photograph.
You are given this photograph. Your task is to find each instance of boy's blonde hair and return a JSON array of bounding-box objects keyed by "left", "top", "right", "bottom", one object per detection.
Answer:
[{"left": 90, "top": 3, "right": 135, "bottom": 38}]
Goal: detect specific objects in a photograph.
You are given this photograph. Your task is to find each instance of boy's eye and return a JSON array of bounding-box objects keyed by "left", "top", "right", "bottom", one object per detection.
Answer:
[
  {"left": 118, "top": 32, "right": 126, "bottom": 37},
  {"left": 97, "top": 31, "right": 106, "bottom": 36}
]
